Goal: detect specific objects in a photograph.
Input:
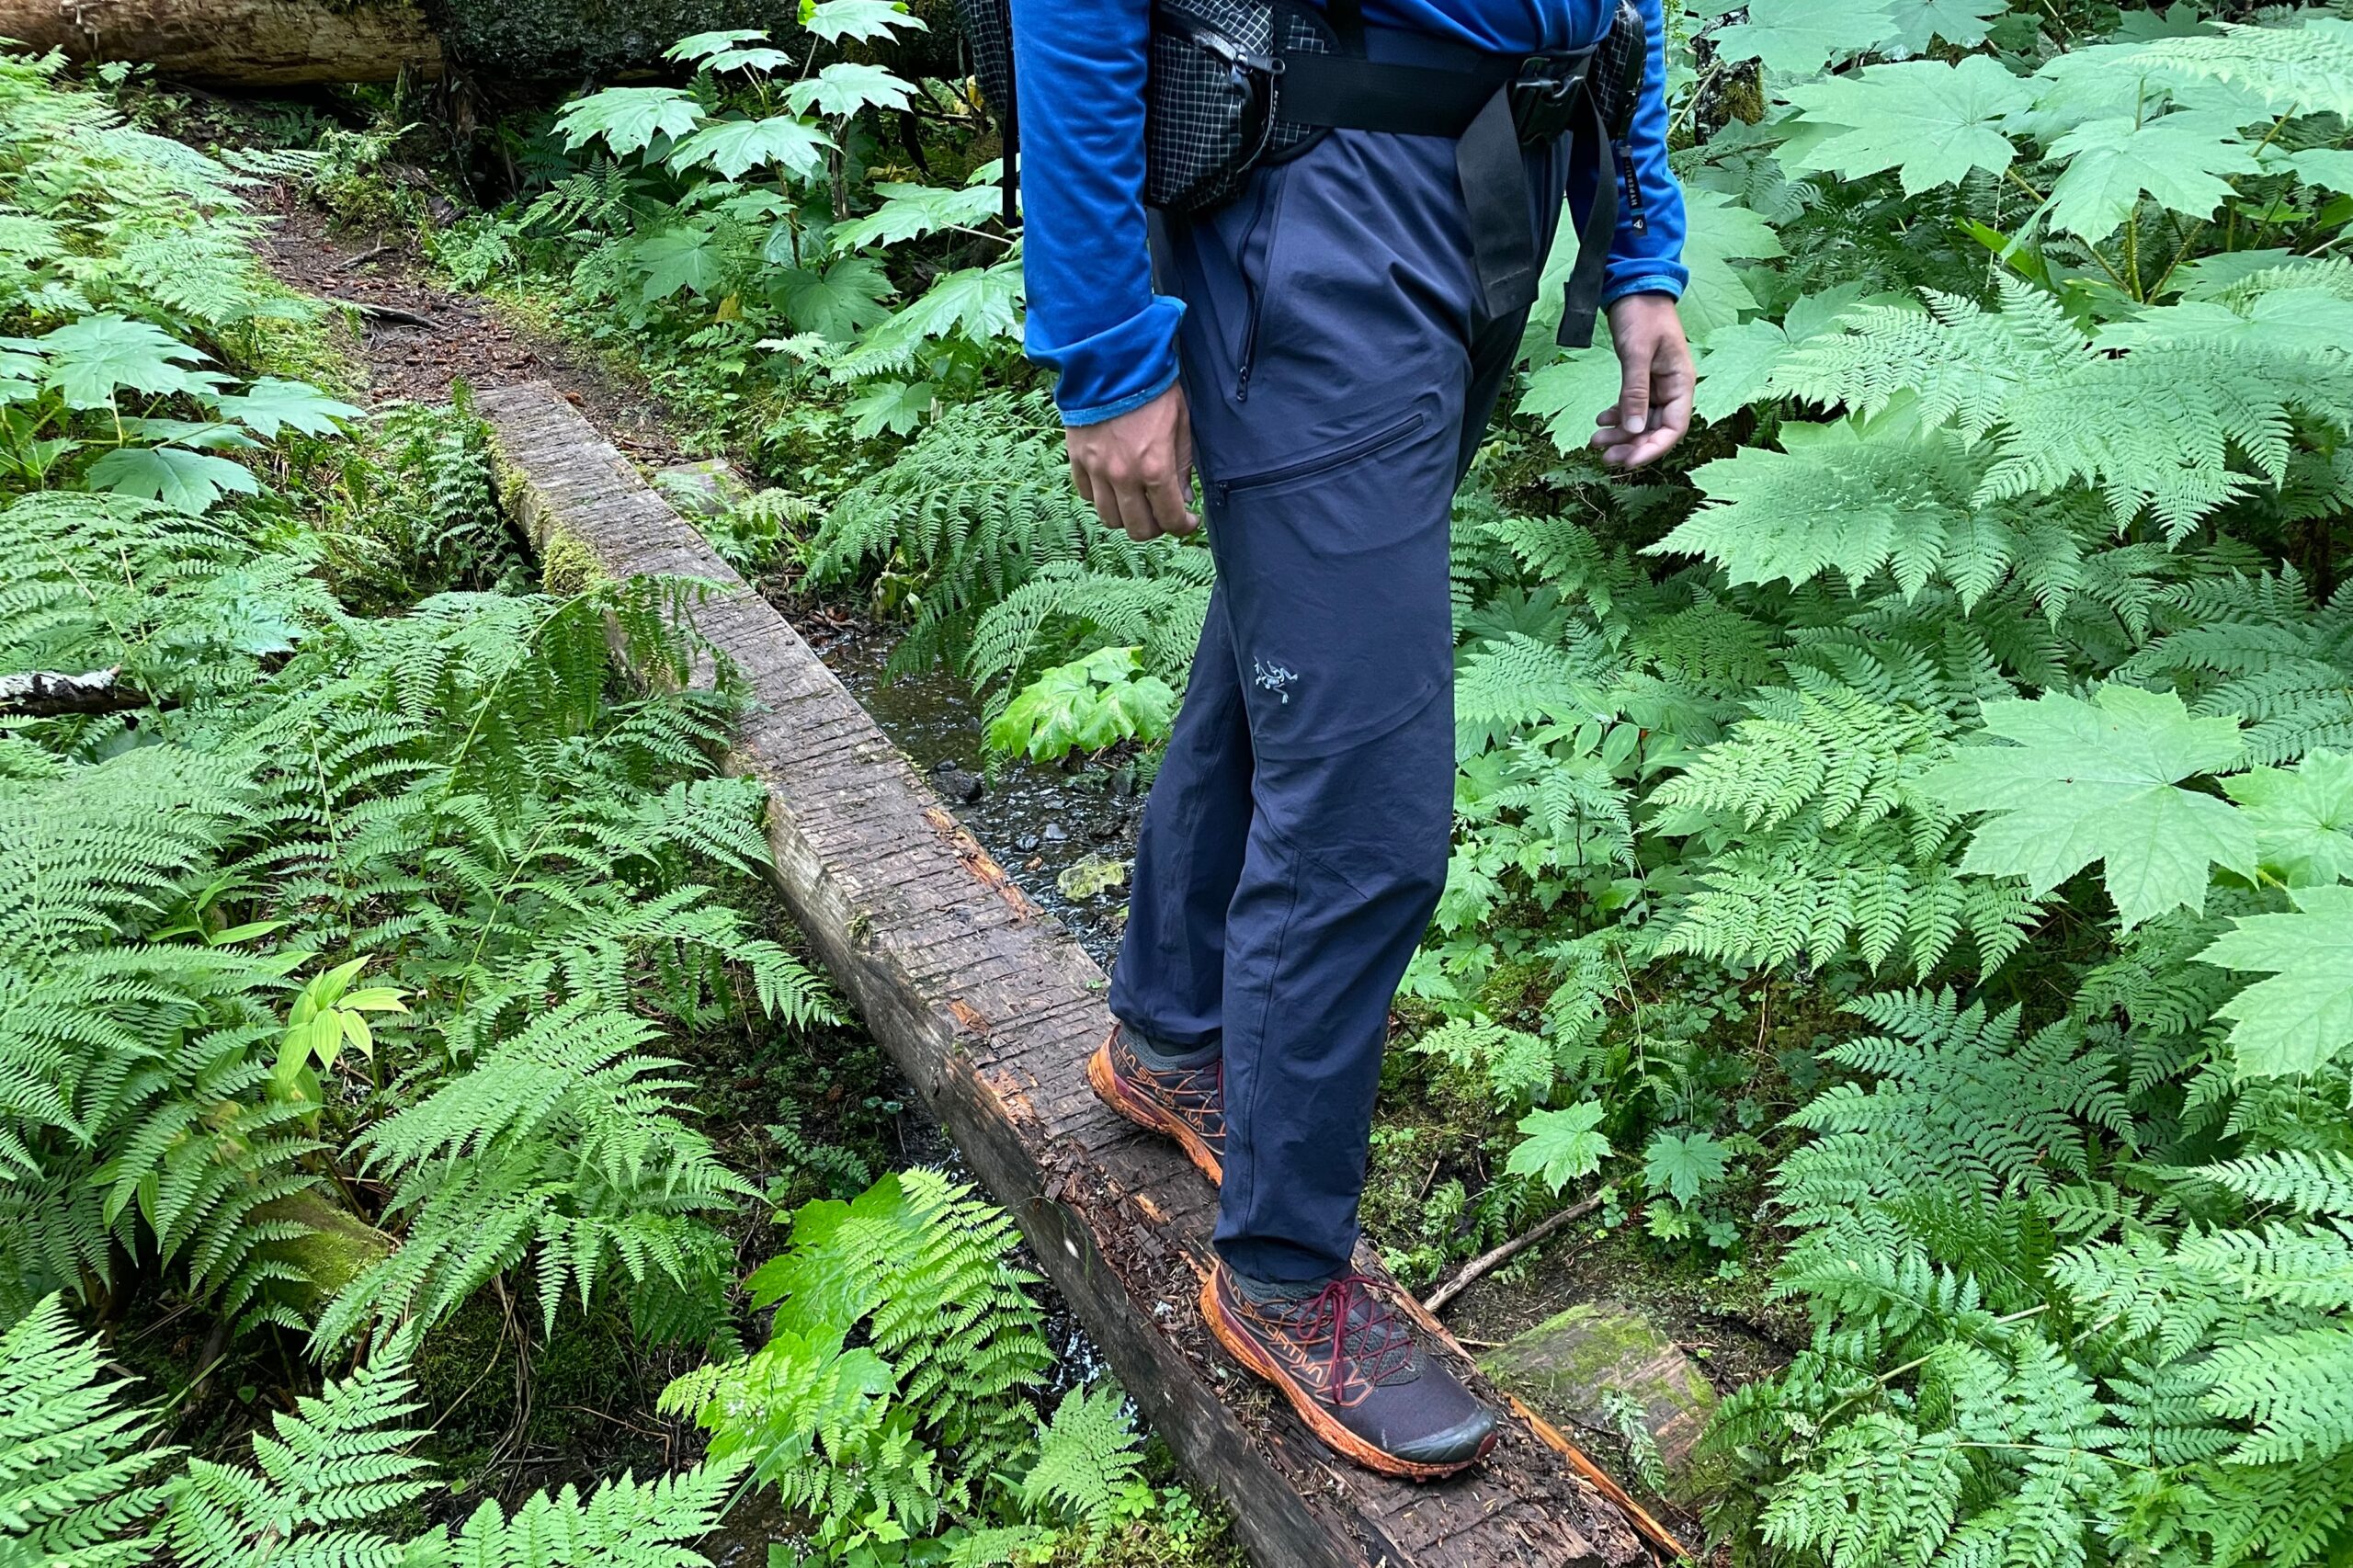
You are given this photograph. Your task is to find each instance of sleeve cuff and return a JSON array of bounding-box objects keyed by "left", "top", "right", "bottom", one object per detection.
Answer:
[
  {"left": 1602, "top": 274, "right": 1687, "bottom": 305},
  {"left": 1060, "top": 364, "right": 1180, "bottom": 427}
]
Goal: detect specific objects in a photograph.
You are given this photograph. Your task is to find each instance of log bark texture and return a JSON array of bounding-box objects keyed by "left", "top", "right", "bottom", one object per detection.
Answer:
[
  {"left": 479, "top": 381, "right": 1649, "bottom": 1568},
  {"left": 0, "top": 0, "right": 441, "bottom": 85}
]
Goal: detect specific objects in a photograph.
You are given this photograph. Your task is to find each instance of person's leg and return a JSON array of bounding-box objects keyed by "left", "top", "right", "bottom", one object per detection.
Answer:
[{"left": 1107, "top": 585, "right": 1251, "bottom": 1056}]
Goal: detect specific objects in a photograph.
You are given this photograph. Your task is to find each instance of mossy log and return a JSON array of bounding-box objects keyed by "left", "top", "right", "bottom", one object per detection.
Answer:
[{"left": 0, "top": 0, "right": 443, "bottom": 85}]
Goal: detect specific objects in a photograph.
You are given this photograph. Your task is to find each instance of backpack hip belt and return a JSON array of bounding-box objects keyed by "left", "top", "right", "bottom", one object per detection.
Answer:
[{"left": 956, "top": 0, "right": 1645, "bottom": 347}]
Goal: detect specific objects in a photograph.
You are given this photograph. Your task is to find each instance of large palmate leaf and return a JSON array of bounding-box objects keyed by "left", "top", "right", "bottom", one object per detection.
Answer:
[
  {"left": 632, "top": 227, "right": 725, "bottom": 301},
  {"left": 773, "top": 256, "right": 894, "bottom": 340},
  {"left": 1692, "top": 282, "right": 1867, "bottom": 422},
  {"left": 832, "top": 182, "right": 1004, "bottom": 251},
  {"left": 2200, "top": 883, "right": 2353, "bottom": 1078},
  {"left": 1921, "top": 685, "right": 2254, "bottom": 929},
  {"left": 554, "top": 87, "right": 703, "bottom": 157},
  {"left": 1713, "top": 0, "right": 1895, "bottom": 77},
  {"left": 2224, "top": 751, "right": 2353, "bottom": 889},
  {"left": 1880, "top": 0, "right": 2004, "bottom": 52},
  {"left": 2040, "top": 111, "right": 2259, "bottom": 243},
  {"left": 208, "top": 378, "right": 361, "bottom": 439},
  {"left": 84, "top": 444, "right": 260, "bottom": 514},
  {"left": 1779, "top": 56, "right": 2033, "bottom": 195},
  {"left": 666, "top": 116, "right": 830, "bottom": 180},
  {"left": 801, "top": 0, "right": 926, "bottom": 44},
  {"left": 37, "top": 314, "right": 218, "bottom": 407},
  {"left": 1677, "top": 187, "right": 1788, "bottom": 339},
  {"left": 1505, "top": 1103, "right": 1612, "bottom": 1195},
  {"left": 786, "top": 62, "right": 915, "bottom": 118}
]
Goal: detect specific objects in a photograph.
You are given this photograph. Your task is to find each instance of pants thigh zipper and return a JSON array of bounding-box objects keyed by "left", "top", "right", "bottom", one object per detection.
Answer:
[{"left": 1233, "top": 173, "right": 1287, "bottom": 403}]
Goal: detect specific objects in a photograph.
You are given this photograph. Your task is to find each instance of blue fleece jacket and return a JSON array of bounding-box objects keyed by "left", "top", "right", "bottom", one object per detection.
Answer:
[{"left": 1006, "top": 0, "right": 1689, "bottom": 425}]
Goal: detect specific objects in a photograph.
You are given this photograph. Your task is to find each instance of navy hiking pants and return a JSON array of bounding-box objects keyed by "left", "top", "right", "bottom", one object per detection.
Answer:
[{"left": 1108, "top": 110, "right": 1573, "bottom": 1283}]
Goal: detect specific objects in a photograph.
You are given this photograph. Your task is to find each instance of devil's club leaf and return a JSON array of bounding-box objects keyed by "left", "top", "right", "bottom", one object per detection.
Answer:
[
  {"left": 2201, "top": 883, "right": 2353, "bottom": 1078},
  {"left": 1922, "top": 685, "right": 2253, "bottom": 928}
]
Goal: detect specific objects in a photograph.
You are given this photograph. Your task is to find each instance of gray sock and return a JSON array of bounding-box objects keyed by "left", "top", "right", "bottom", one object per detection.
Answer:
[
  {"left": 1233, "top": 1268, "right": 1339, "bottom": 1305},
  {"left": 1125, "top": 1026, "right": 1220, "bottom": 1073}
]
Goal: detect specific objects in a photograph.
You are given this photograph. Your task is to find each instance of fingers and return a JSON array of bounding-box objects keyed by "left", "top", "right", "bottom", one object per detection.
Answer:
[{"left": 1615, "top": 334, "right": 1655, "bottom": 439}]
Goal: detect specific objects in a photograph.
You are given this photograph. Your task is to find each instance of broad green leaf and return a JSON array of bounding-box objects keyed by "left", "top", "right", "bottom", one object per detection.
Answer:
[
  {"left": 835, "top": 262, "right": 1021, "bottom": 377},
  {"left": 1781, "top": 57, "right": 2033, "bottom": 195},
  {"left": 1520, "top": 340, "right": 1623, "bottom": 456},
  {"left": 985, "top": 647, "right": 1176, "bottom": 762},
  {"left": 85, "top": 444, "right": 260, "bottom": 514},
  {"left": 786, "top": 62, "right": 915, "bottom": 118},
  {"left": 665, "top": 28, "right": 765, "bottom": 61},
  {"left": 667, "top": 116, "right": 832, "bottom": 180},
  {"left": 1881, "top": 0, "right": 2003, "bottom": 53},
  {"left": 832, "top": 182, "right": 1004, "bottom": 250},
  {"left": 2224, "top": 751, "right": 2353, "bottom": 888},
  {"left": 772, "top": 255, "right": 895, "bottom": 340},
  {"left": 1643, "top": 1130, "right": 1731, "bottom": 1203},
  {"left": 2200, "top": 883, "right": 2353, "bottom": 1077},
  {"left": 1693, "top": 281, "right": 1869, "bottom": 422},
  {"left": 801, "top": 0, "right": 926, "bottom": 44},
  {"left": 210, "top": 377, "right": 362, "bottom": 438},
  {"left": 1921, "top": 685, "right": 2254, "bottom": 929},
  {"left": 845, "top": 379, "right": 936, "bottom": 438},
  {"left": 1677, "top": 187, "right": 1787, "bottom": 339},
  {"left": 633, "top": 227, "right": 725, "bottom": 301},
  {"left": 554, "top": 87, "right": 703, "bottom": 156},
  {"left": 2041, "top": 111, "right": 2258, "bottom": 242},
  {"left": 1714, "top": 0, "right": 1895, "bottom": 77},
  {"left": 2285, "top": 148, "right": 2353, "bottom": 193},
  {"left": 39, "top": 313, "right": 215, "bottom": 407},
  {"left": 1504, "top": 1103, "right": 1612, "bottom": 1195}
]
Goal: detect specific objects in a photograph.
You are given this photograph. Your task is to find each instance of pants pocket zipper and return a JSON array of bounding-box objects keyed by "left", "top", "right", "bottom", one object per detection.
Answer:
[
  {"left": 1233, "top": 172, "right": 1287, "bottom": 403},
  {"left": 1215, "top": 410, "right": 1427, "bottom": 504}
]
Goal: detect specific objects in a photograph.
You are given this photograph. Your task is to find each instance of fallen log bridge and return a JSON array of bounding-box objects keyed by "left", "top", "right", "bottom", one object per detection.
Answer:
[{"left": 479, "top": 381, "right": 1651, "bottom": 1568}]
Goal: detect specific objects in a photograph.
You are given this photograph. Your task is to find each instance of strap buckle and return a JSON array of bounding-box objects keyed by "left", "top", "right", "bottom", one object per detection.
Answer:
[{"left": 1508, "top": 53, "right": 1591, "bottom": 145}]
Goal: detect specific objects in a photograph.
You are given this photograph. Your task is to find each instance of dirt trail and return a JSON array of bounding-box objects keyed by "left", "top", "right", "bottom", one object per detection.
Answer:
[{"left": 256, "top": 191, "right": 680, "bottom": 462}]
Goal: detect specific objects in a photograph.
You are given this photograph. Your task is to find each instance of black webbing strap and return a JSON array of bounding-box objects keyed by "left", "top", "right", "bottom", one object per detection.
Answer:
[
  {"left": 1458, "top": 85, "right": 1539, "bottom": 322},
  {"left": 1556, "top": 87, "right": 1615, "bottom": 348},
  {"left": 1278, "top": 33, "right": 1619, "bottom": 338}
]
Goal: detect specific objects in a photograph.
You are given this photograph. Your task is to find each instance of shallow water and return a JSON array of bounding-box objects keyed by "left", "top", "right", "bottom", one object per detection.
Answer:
[{"left": 813, "top": 628, "right": 1143, "bottom": 969}]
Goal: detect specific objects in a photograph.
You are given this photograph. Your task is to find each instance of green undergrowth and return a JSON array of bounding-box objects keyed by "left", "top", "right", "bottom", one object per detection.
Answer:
[
  {"left": 414, "top": 3, "right": 2353, "bottom": 1562},
  {"left": 1, "top": 49, "right": 1229, "bottom": 1568}
]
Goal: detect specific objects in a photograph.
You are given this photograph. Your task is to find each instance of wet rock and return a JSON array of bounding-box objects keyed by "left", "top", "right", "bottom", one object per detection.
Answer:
[
  {"left": 1475, "top": 1301, "right": 1718, "bottom": 1476},
  {"left": 1015, "top": 834, "right": 1040, "bottom": 853},
  {"left": 936, "top": 767, "right": 983, "bottom": 803},
  {"left": 1042, "top": 821, "right": 1069, "bottom": 843},
  {"left": 1055, "top": 857, "right": 1131, "bottom": 900}
]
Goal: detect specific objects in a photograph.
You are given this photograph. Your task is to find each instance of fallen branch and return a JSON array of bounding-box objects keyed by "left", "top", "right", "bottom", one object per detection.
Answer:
[
  {"left": 0, "top": 666, "right": 151, "bottom": 717},
  {"left": 338, "top": 242, "right": 395, "bottom": 270},
  {"left": 1422, "top": 1190, "right": 1605, "bottom": 1317},
  {"left": 326, "top": 296, "right": 438, "bottom": 328}
]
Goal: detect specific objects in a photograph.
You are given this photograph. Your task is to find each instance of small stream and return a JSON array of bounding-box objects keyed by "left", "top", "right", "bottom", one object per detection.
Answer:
[{"left": 806, "top": 621, "right": 1144, "bottom": 969}]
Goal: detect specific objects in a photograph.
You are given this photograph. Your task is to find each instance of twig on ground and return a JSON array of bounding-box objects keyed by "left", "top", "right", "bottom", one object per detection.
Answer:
[
  {"left": 0, "top": 666, "right": 150, "bottom": 717},
  {"left": 1422, "top": 1191, "right": 1605, "bottom": 1317},
  {"left": 326, "top": 296, "right": 438, "bottom": 328},
  {"left": 338, "top": 242, "right": 394, "bottom": 270}
]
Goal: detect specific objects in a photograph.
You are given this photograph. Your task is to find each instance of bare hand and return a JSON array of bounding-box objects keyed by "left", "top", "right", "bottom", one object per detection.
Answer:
[
  {"left": 1066, "top": 382, "right": 1199, "bottom": 541},
  {"left": 1590, "top": 293, "right": 1693, "bottom": 471}
]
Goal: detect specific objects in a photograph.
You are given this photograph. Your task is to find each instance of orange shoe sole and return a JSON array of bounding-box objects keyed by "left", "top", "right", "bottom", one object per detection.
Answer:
[
  {"left": 1087, "top": 1035, "right": 1224, "bottom": 1187},
  {"left": 1197, "top": 1270, "right": 1497, "bottom": 1483}
]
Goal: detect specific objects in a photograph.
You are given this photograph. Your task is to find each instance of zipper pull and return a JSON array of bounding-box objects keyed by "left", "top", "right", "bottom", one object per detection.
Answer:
[{"left": 1615, "top": 142, "right": 1646, "bottom": 233}]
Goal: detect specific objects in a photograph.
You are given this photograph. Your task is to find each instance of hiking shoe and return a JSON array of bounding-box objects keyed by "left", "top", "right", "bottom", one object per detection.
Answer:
[
  {"left": 1087, "top": 1025, "right": 1225, "bottom": 1184},
  {"left": 1199, "top": 1261, "right": 1499, "bottom": 1481}
]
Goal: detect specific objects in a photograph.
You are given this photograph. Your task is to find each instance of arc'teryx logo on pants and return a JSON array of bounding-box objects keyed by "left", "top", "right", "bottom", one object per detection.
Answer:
[{"left": 1253, "top": 659, "right": 1299, "bottom": 703}]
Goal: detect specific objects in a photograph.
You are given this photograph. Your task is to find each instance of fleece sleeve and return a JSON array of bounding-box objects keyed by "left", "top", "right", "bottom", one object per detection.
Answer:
[
  {"left": 1008, "top": 0, "right": 1187, "bottom": 426},
  {"left": 1600, "top": 0, "right": 1689, "bottom": 304}
]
